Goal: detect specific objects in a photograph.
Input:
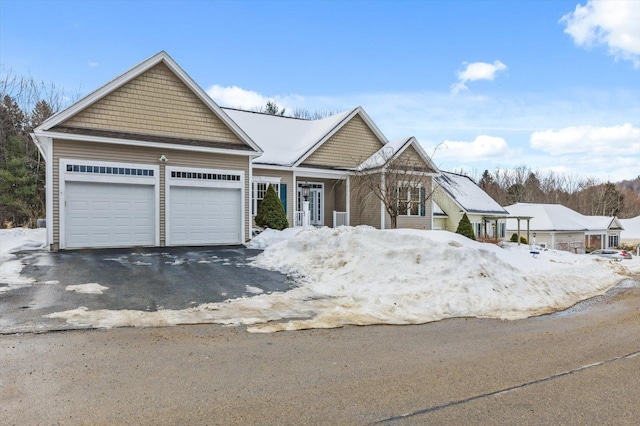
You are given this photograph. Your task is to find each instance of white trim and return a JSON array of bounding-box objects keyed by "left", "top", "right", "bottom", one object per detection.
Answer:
[
  {"left": 293, "top": 167, "right": 349, "bottom": 180},
  {"left": 248, "top": 158, "right": 253, "bottom": 239},
  {"left": 36, "top": 131, "right": 258, "bottom": 157},
  {"left": 165, "top": 166, "right": 244, "bottom": 246},
  {"left": 31, "top": 135, "right": 54, "bottom": 246},
  {"left": 59, "top": 158, "right": 160, "bottom": 249},
  {"left": 253, "top": 176, "right": 282, "bottom": 183},
  {"left": 346, "top": 176, "right": 351, "bottom": 226},
  {"left": 35, "top": 51, "right": 262, "bottom": 154},
  {"left": 293, "top": 107, "right": 389, "bottom": 167},
  {"left": 380, "top": 173, "right": 386, "bottom": 229}
]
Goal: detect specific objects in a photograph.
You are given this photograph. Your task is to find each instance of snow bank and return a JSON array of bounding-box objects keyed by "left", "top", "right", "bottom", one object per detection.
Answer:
[
  {"left": 245, "top": 227, "right": 304, "bottom": 249},
  {"left": 0, "top": 228, "right": 47, "bottom": 290},
  {"left": 46, "top": 227, "right": 635, "bottom": 333}
]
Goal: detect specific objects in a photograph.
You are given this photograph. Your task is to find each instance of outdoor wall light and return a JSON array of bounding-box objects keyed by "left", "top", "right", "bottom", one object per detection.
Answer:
[
  {"left": 301, "top": 182, "right": 310, "bottom": 201},
  {"left": 159, "top": 155, "right": 168, "bottom": 162}
]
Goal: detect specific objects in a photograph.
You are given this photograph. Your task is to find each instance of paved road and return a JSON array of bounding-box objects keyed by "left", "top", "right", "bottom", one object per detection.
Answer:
[{"left": 2, "top": 279, "right": 639, "bottom": 425}]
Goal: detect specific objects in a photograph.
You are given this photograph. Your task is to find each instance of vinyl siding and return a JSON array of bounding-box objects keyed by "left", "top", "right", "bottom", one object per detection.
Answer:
[
  {"left": 61, "top": 63, "right": 245, "bottom": 146},
  {"left": 52, "top": 139, "right": 251, "bottom": 247},
  {"left": 301, "top": 114, "right": 383, "bottom": 168}
]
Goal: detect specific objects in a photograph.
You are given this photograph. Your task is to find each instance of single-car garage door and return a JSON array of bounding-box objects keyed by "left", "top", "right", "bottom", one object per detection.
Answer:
[
  {"left": 65, "top": 181, "right": 155, "bottom": 249},
  {"left": 168, "top": 186, "right": 241, "bottom": 245}
]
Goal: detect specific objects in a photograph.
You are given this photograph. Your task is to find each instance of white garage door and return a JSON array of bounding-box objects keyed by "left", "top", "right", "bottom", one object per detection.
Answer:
[
  {"left": 65, "top": 182, "right": 155, "bottom": 249},
  {"left": 169, "top": 186, "right": 241, "bottom": 245}
]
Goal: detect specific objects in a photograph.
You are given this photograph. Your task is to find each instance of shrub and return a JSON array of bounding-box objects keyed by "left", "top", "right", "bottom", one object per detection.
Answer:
[
  {"left": 520, "top": 236, "right": 528, "bottom": 244},
  {"left": 510, "top": 233, "right": 519, "bottom": 243},
  {"left": 456, "top": 213, "right": 475, "bottom": 240},
  {"left": 254, "top": 184, "right": 288, "bottom": 231}
]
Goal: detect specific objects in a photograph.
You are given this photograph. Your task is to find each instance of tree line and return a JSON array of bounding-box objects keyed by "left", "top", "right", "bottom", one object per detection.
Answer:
[
  {"left": 0, "top": 67, "right": 76, "bottom": 227},
  {"left": 460, "top": 166, "right": 640, "bottom": 219}
]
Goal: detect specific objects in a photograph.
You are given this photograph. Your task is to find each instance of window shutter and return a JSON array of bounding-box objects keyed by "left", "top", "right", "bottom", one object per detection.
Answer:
[
  {"left": 279, "top": 184, "right": 287, "bottom": 214},
  {"left": 420, "top": 187, "right": 426, "bottom": 217}
]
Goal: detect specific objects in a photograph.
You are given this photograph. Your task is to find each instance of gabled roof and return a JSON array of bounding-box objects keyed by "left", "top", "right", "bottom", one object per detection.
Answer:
[
  {"left": 224, "top": 106, "right": 388, "bottom": 168},
  {"left": 620, "top": 216, "right": 640, "bottom": 239},
  {"left": 432, "top": 201, "right": 447, "bottom": 216},
  {"left": 356, "top": 136, "right": 439, "bottom": 173},
  {"left": 435, "top": 171, "right": 508, "bottom": 215},
  {"left": 504, "top": 203, "right": 623, "bottom": 232},
  {"left": 223, "top": 108, "right": 354, "bottom": 166},
  {"left": 35, "top": 51, "right": 261, "bottom": 153}
]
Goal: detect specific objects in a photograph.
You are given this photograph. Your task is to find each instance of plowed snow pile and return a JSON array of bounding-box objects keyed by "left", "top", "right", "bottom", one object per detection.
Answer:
[{"left": 42, "top": 226, "right": 636, "bottom": 332}]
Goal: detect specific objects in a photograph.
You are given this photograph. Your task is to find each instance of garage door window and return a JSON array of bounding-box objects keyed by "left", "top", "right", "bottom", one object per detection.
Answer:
[
  {"left": 170, "top": 171, "right": 241, "bottom": 181},
  {"left": 66, "top": 164, "right": 154, "bottom": 176}
]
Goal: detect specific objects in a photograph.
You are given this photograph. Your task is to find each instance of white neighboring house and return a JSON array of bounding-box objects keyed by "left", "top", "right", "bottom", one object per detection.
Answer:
[
  {"left": 433, "top": 171, "right": 509, "bottom": 239},
  {"left": 619, "top": 216, "right": 640, "bottom": 248},
  {"left": 505, "top": 203, "right": 624, "bottom": 253}
]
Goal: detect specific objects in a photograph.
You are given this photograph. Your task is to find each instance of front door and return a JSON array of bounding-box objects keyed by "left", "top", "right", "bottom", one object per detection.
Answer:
[{"left": 298, "top": 183, "right": 323, "bottom": 226}]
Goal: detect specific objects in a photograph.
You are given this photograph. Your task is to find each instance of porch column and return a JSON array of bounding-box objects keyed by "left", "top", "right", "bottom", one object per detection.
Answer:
[
  {"left": 380, "top": 173, "right": 386, "bottom": 229},
  {"left": 527, "top": 219, "right": 530, "bottom": 244},
  {"left": 517, "top": 219, "right": 521, "bottom": 246},
  {"left": 346, "top": 176, "right": 351, "bottom": 226}
]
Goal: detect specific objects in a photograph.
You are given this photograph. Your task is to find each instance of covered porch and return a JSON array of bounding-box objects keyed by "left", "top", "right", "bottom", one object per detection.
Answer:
[{"left": 293, "top": 168, "right": 350, "bottom": 228}]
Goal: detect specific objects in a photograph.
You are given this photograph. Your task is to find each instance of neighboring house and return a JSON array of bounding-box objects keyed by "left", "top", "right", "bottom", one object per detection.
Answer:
[
  {"left": 32, "top": 51, "right": 262, "bottom": 250},
  {"left": 31, "top": 51, "right": 440, "bottom": 250},
  {"left": 433, "top": 172, "right": 509, "bottom": 239},
  {"left": 505, "top": 203, "right": 624, "bottom": 252},
  {"left": 620, "top": 216, "right": 640, "bottom": 247}
]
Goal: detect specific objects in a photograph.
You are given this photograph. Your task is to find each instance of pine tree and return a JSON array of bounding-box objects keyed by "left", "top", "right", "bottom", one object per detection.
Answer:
[
  {"left": 254, "top": 184, "right": 288, "bottom": 230},
  {"left": 455, "top": 213, "right": 475, "bottom": 240}
]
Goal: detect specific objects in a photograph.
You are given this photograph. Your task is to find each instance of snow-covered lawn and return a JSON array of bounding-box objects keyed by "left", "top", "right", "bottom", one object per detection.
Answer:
[
  {"left": 2, "top": 227, "right": 639, "bottom": 332},
  {"left": 0, "top": 228, "right": 47, "bottom": 291}
]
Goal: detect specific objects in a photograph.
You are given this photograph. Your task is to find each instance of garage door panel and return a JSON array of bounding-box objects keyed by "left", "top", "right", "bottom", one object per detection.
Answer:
[
  {"left": 169, "top": 186, "right": 241, "bottom": 245},
  {"left": 65, "top": 182, "right": 155, "bottom": 249}
]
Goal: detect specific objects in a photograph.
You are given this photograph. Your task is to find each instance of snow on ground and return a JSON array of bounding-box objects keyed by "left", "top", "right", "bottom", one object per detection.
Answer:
[
  {"left": 0, "top": 228, "right": 47, "bottom": 290},
  {"left": 45, "top": 226, "right": 640, "bottom": 333},
  {"left": 245, "top": 227, "right": 304, "bottom": 249},
  {"left": 65, "top": 283, "right": 110, "bottom": 294}
]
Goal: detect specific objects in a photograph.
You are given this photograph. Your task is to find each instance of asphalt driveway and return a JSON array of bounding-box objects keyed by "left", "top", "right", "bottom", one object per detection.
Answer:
[{"left": 0, "top": 246, "right": 293, "bottom": 333}]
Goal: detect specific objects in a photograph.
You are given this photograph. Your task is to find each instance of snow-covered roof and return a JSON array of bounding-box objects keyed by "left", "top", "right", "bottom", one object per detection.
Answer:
[
  {"left": 223, "top": 107, "right": 355, "bottom": 167},
  {"left": 620, "top": 216, "right": 640, "bottom": 239},
  {"left": 435, "top": 172, "right": 507, "bottom": 215},
  {"left": 504, "top": 203, "right": 622, "bottom": 232}
]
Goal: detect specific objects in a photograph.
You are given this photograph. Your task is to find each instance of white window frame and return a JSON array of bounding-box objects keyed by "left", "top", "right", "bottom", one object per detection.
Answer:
[
  {"left": 396, "top": 183, "right": 424, "bottom": 216},
  {"left": 252, "top": 177, "right": 282, "bottom": 215}
]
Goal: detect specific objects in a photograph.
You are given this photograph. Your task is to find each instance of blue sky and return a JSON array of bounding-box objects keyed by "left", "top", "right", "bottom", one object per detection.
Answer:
[{"left": 2, "top": 0, "right": 639, "bottom": 181}]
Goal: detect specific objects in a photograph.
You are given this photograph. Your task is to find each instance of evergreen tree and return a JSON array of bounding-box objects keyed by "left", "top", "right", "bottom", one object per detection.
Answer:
[
  {"left": 455, "top": 213, "right": 475, "bottom": 240},
  {"left": 254, "top": 184, "right": 288, "bottom": 230}
]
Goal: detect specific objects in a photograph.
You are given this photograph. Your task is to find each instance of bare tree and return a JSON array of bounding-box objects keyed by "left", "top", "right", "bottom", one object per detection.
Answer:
[{"left": 352, "top": 147, "right": 437, "bottom": 229}]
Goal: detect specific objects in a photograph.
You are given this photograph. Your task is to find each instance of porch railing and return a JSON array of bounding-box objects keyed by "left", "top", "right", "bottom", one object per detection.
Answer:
[
  {"left": 333, "top": 211, "right": 349, "bottom": 227},
  {"left": 294, "top": 211, "right": 304, "bottom": 227}
]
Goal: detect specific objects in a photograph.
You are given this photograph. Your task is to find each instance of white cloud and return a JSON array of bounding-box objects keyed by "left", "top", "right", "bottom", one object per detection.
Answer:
[
  {"left": 206, "top": 84, "right": 268, "bottom": 110},
  {"left": 88, "top": 60, "right": 98, "bottom": 68},
  {"left": 530, "top": 123, "right": 640, "bottom": 155},
  {"left": 560, "top": 0, "right": 640, "bottom": 68},
  {"left": 451, "top": 60, "right": 507, "bottom": 94},
  {"left": 439, "top": 135, "right": 513, "bottom": 162}
]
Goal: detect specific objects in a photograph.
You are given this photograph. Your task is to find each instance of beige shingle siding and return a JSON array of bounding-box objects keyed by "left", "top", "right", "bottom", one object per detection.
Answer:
[
  {"left": 396, "top": 145, "right": 435, "bottom": 172},
  {"left": 252, "top": 168, "right": 294, "bottom": 226},
  {"left": 61, "top": 63, "right": 245, "bottom": 146},
  {"left": 52, "top": 139, "right": 251, "bottom": 245},
  {"left": 350, "top": 180, "right": 382, "bottom": 228},
  {"left": 301, "top": 114, "right": 383, "bottom": 168}
]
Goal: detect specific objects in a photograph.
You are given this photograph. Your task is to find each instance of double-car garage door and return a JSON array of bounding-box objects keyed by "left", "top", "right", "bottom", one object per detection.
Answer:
[{"left": 62, "top": 161, "right": 243, "bottom": 249}]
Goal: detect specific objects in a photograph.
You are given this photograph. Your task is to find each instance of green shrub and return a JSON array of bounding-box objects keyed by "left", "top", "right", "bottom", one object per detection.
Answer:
[
  {"left": 510, "top": 233, "right": 519, "bottom": 243},
  {"left": 254, "top": 184, "right": 288, "bottom": 230},
  {"left": 455, "top": 213, "right": 475, "bottom": 240},
  {"left": 520, "top": 236, "right": 528, "bottom": 244}
]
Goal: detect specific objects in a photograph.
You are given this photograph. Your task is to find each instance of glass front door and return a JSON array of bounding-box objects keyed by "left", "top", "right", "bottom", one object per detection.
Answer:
[{"left": 298, "top": 183, "right": 323, "bottom": 226}]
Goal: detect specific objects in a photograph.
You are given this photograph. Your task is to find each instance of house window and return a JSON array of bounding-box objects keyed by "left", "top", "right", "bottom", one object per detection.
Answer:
[
  {"left": 608, "top": 234, "right": 619, "bottom": 248},
  {"left": 397, "top": 185, "right": 424, "bottom": 216},
  {"left": 474, "top": 222, "right": 482, "bottom": 238},
  {"left": 253, "top": 182, "right": 281, "bottom": 215},
  {"left": 499, "top": 222, "right": 506, "bottom": 238}
]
